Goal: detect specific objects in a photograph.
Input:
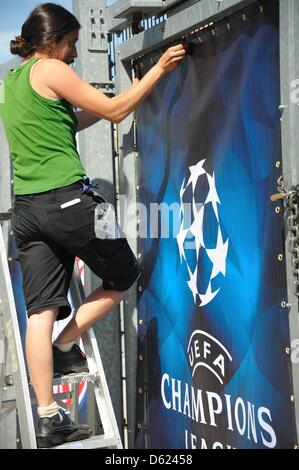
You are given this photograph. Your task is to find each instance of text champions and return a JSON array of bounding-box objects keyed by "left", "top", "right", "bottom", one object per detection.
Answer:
[{"left": 161, "top": 373, "right": 277, "bottom": 449}]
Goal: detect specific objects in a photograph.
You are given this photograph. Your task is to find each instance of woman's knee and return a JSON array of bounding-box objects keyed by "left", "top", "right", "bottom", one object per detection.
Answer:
[{"left": 28, "top": 307, "right": 59, "bottom": 324}]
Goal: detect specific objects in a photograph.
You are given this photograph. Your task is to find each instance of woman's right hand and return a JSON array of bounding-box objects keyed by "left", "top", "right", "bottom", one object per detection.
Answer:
[{"left": 156, "top": 44, "right": 187, "bottom": 75}]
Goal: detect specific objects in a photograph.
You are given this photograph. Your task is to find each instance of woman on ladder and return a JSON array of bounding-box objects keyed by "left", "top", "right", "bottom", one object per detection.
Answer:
[{"left": 0, "top": 3, "right": 186, "bottom": 448}]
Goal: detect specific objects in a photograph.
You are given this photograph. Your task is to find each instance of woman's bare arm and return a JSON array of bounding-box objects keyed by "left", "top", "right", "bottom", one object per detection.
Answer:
[
  {"left": 41, "top": 45, "right": 186, "bottom": 124},
  {"left": 75, "top": 78, "right": 141, "bottom": 131}
]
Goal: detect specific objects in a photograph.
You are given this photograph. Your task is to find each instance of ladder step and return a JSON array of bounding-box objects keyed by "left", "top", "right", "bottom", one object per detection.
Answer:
[
  {"left": 53, "top": 372, "right": 99, "bottom": 385},
  {"left": 27, "top": 372, "right": 99, "bottom": 387},
  {"left": 50, "top": 434, "right": 119, "bottom": 449}
]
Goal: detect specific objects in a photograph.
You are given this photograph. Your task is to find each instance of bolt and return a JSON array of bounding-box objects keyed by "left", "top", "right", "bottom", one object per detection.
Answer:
[
  {"left": 5, "top": 375, "right": 14, "bottom": 386},
  {"left": 277, "top": 254, "right": 283, "bottom": 262},
  {"left": 138, "top": 387, "right": 143, "bottom": 394},
  {"left": 275, "top": 206, "right": 281, "bottom": 214},
  {"left": 285, "top": 347, "right": 291, "bottom": 354},
  {"left": 275, "top": 161, "right": 281, "bottom": 169},
  {"left": 137, "top": 423, "right": 142, "bottom": 429},
  {"left": 137, "top": 253, "right": 142, "bottom": 259},
  {"left": 138, "top": 286, "right": 143, "bottom": 292},
  {"left": 291, "top": 395, "right": 294, "bottom": 402},
  {"left": 136, "top": 185, "right": 140, "bottom": 191},
  {"left": 281, "top": 301, "right": 287, "bottom": 308},
  {"left": 138, "top": 319, "right": 144, "bottom": 325},
  {"left": 139, "top": 354, "right": 143, "bottom": 361}
]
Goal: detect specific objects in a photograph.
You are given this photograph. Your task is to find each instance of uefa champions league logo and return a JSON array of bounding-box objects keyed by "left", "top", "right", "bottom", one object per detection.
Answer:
[{"left": 176, "top": 159, "right": 229, "bottom": 307}]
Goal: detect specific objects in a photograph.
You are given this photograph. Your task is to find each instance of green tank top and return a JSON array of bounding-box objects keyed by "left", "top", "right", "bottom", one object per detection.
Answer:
[{"left": 0, "top": 57, "right": 86, "bottom": 195}]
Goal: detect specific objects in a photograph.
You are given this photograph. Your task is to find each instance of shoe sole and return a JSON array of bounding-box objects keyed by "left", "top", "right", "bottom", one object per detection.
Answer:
[
  {"left": 53, "top": 366, "right": 89, "bottom": 376},
  {"left": 53, "top": 371, "right": 89, "bottom": 378},
  {"left": 37, "top": 429, "right": 93, "bottom": 448}
]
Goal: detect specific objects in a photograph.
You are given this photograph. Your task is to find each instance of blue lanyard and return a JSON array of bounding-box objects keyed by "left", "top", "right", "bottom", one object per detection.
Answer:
[{"left": 82, "top": 175, "right": 98, "bottom": 194}]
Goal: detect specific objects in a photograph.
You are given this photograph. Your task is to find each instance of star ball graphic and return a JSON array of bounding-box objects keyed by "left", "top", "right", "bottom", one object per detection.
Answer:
[{"left": 176, "top": 159, "right": 229, "bottom": 307}]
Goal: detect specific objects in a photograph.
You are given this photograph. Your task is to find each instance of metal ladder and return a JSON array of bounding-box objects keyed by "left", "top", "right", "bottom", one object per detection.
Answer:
[{"left": 0, "top": 224, "right": 123, "bottom": 449}]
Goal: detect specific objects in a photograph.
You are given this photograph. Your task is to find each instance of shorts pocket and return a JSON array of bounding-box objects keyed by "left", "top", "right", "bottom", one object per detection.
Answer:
[
  {"left": 46, "top": 196, "right": 94, "bottom": 246},
  {"left": 89, "top": 238, "right": 139, "bottom": 281}
]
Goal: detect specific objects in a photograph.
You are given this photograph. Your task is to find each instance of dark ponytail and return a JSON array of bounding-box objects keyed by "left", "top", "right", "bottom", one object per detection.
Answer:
[
  {"left": 10, "top": 3, "right": 81, "bottom": 58},
  {"left": 10, "top": 36, "right": 34, "bottom": 58}
]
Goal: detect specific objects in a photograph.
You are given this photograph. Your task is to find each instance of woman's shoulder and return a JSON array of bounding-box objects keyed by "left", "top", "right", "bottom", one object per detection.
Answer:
[
  {"left": 30, "top": 59, "right": 69, "bottom": 101},
  {"left": 33, "top": 58, "right": 70, "bottom": 74}
]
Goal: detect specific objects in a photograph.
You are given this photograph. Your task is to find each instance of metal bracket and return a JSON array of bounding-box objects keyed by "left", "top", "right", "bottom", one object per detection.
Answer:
[
  {"left": 90, "top": 81, "right": 116, "bottom": 96},
  {"left": 106, "top": 0, "right": 164, "bottom": 34},
  {"left": 88, "top": 8, "right": 107, "bottom": 52},
  {"left": 0, "top": 211, "right": 12, "bottom": 222}
]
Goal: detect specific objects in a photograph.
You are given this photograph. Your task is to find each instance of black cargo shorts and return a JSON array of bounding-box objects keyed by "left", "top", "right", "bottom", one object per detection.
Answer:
[{"left": 11, "top": 180, "right": 140, "bottom": 321}]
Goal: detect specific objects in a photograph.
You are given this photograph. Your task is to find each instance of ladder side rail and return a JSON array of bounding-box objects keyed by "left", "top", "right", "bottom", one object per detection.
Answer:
[
  {"left": 70, "top": 265, "right": 123, "bottom": 448},
  {"left": 87, "top": 381, "right": 96, "bottom": 433},
  {"left": 0, "top": 226, "right": 36, "bottom": 448},
  {"left": 82, "top": 327, "right": 122, "bottom": 446},
  {"left": 0, "top": 320, "right": 8, "bottom": 408}
]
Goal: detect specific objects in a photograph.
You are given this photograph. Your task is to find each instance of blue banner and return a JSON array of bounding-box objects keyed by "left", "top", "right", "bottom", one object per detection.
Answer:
[{"left": 134, "top": 0, "right": 296, "bottom": 449}]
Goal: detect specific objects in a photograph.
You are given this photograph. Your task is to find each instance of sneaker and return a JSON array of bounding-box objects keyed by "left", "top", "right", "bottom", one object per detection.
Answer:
[
  {"left": 53, "top": 343, "right": 89, "bottom": 375},
  {"left": 36, "top": 408, "right": 92, "bottom": 448}
]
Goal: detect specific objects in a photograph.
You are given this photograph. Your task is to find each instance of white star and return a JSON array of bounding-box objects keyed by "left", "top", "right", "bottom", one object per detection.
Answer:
[
  {"left": 186, "top": 159, "right": 206, "bottom": 190},
  {"left": 206, "top": 227, "right": 229, "bottom": 279},
  {"left": 187, "top": 264, "right": 198, "bottom": 303},
  {"left": 199, "top": 282, "right": 220, "bottom": 307},
  {"left": 206, "top": 172, "right": 220, "bottom": 221}
]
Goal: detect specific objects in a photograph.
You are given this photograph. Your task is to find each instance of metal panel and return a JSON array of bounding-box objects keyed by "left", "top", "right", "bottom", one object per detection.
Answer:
[
  {"left": 109, "top": 0, "right": 163, "bottom": 18},
  {"left": 0, "top": 58, "right": 20, "bottom": 248},
  {"left": 114, "top": 46, "right": 139, "bottom": 448},
  {"left": 117, "top": 0, "right": 254, "bottom": 60},
  {"left": 72, "top": 0, "right": 124, "bottom": 437},
  {"left": 279, "top": 0, "right": 299, "bottom": 447}
]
